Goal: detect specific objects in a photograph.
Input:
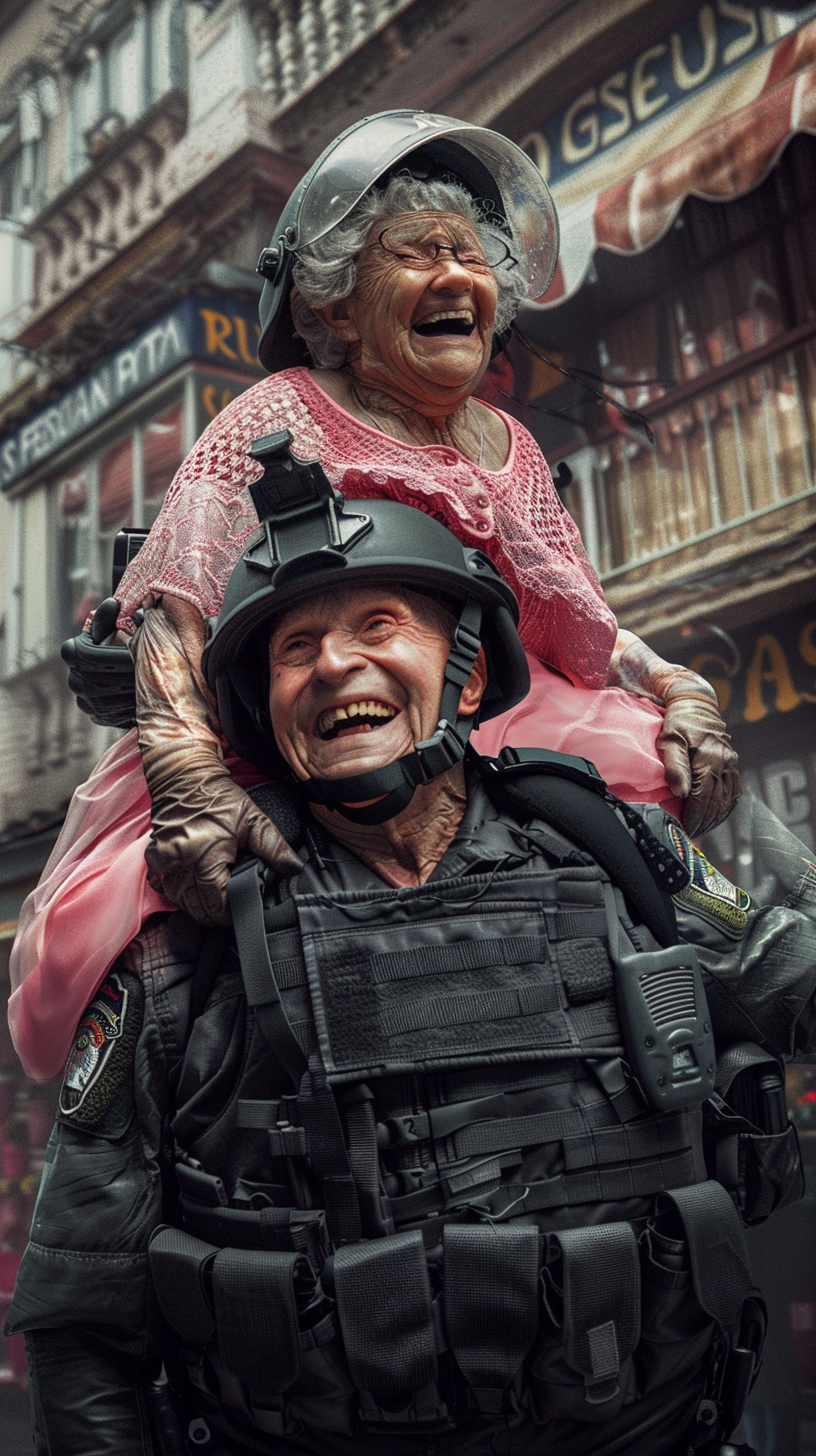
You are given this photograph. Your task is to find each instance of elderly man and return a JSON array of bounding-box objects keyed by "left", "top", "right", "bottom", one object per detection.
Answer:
[{"left": 9, "top": 436, "right": 816, "bottom": 1456}]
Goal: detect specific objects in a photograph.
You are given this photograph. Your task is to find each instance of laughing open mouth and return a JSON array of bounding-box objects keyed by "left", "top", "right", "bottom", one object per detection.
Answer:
[
  {"left": 412, "top": 310, "right": 475, "bottom": 338},
  {"left": 317, "top": 700, "right": 398, "bottom": 740}
]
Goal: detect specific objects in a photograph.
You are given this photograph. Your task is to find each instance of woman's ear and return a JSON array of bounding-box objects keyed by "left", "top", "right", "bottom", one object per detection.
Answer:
[
  {"left": 459, "top": 647, "right": 488, "bottom": 718},
  {"left": 312, "top": 295, "right": 359, "bottom": 344}
]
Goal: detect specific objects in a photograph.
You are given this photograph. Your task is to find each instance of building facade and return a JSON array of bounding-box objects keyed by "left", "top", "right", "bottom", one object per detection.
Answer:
[{"left": 1, "top": 0, "right": 815, "bottom": 1441}]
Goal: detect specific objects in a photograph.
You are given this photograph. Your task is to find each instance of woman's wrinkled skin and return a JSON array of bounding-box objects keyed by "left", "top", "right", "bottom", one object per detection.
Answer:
[
  {"left": 136, "top": 597, "right": 302, "bottom": 925},
  {"left": 311, "top": 211, "right": 509, "bottom": 467},
  {"left": 608, "top": 630, "right": 740, "bottom": 836},
  {"left": 268, "top": 583, "right": 487, "bottom": 887}
]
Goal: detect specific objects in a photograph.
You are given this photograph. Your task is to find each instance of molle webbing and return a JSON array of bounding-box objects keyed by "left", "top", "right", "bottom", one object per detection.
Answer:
[
  {"left": 291, "top": 864, "right": 624, "bottom": 1085},
  {"left": 224, "top": 857, "right": 702, "bottom": 1235}
]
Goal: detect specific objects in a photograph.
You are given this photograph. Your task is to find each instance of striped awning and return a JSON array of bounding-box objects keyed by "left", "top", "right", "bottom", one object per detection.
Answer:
[{"left": 542, "top": 17, "right": 816, "bottom": 306}]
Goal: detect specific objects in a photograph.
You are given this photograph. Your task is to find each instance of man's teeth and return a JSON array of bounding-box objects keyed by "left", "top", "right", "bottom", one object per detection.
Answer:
[{"left": 318, "top": 702, "right": 397, "bottom": 737}]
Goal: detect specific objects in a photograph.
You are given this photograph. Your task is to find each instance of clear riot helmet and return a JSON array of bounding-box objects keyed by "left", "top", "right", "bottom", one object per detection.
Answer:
[{"left": 256, "top": 110, "right": 559, "bottom": 373}]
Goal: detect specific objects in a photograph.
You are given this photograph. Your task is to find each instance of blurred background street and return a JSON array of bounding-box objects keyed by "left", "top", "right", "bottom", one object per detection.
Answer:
[{"left": 2, "top": 0, "right": 816, "bottom": 1450}]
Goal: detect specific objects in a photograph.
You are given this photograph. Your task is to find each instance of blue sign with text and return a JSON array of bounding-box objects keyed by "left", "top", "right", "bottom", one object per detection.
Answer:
[
  {"left": 520, "top": 3, "right": 816, "bottom": 188},
  {"left": 0, "top": 297, "right": 263, "bottom": 491}
]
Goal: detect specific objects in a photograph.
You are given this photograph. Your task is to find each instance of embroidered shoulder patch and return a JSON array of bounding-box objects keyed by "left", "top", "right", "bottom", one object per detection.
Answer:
[
  {"left": 58, "top": 970, "right": 143, "bottom": 1136},
  {"left": 666, "top": 822, "right": 750, "bottom": 939}
]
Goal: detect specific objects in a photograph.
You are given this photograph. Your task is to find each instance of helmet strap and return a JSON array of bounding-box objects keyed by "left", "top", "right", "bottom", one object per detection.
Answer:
[{"left": 303, "top": 599, "right": 483, "bottom": 825}]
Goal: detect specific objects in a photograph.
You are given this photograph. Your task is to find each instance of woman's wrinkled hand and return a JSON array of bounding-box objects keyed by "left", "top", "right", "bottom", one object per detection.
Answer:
[
  {"left": 609, "top": 628, "right": 740, "bottom": 837},
  {"left": 135, "top": 598, "right": 302, "bottom": 926},
  {"left": 656, "top": 687, "right": 741, "bottom": 837}
]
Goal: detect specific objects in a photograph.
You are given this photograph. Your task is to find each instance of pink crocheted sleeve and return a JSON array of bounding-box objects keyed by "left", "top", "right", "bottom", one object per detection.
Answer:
[{"left": 483, "top": 423, "right": 616, "bottom": 688}]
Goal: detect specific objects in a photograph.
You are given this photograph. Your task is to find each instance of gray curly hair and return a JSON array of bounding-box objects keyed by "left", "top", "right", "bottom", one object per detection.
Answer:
[{"left": 290, "top": 175, "right": 529, "bottom": 369}]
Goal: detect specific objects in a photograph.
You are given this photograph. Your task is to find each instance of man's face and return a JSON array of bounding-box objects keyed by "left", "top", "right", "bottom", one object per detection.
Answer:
[
  {"left": 268, "top": 585, "right": 469, "bottom": 786},
  {"left": 324, "top": 212, "right": 499, "bottom": 403}
]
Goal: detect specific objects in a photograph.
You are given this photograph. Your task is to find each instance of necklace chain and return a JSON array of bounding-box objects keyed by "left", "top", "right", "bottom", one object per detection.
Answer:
[{"left": 350, "top": 383, "right": 485, "bottom": 468}]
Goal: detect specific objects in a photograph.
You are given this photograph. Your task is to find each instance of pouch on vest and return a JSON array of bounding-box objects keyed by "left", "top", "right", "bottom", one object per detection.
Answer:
[
  {"left": 149, "top": 1226, "right": 217, "bottom": 1344},
  {"left": 333, "top": 1230, "right": 445, "bottom": 1428},
  {"left": 211, "top": 1247, "right": 308, "bottom": 1411},
  {"left": 443, "top": 1223, "right": 540, "bottom": 1415},
  {"left": 655, "top": 1180, "right": 754, "bottom": 1339},
  {"left": 528, "top": 1221, "right": 640, "bottom": 1423},
  {"left": 636, "top": 1221, "right": 716, "bottom": 1400},
  {"left": 703, "top": 1042, "right": 805, "bottom": 1226}
]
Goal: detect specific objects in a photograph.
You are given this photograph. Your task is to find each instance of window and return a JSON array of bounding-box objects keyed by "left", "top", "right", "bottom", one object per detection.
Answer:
[
  {"left": 55, "top": 397, "right": 184, "bottom": 639},
  {"left": 525, "top": 134, "right": 816, "bottom": 575},
  {"left": 68, "top": 0, "right": 186, "bottom": 177},
  {"left": 0, "top": 89, "right": 49, "bottom": 397}
]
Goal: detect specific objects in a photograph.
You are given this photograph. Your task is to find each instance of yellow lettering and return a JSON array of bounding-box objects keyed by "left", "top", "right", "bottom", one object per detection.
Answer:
[
  {"left": 200, "top": 309, "right": 238, "bottom": 361},
  {"left": 520, "top": 130, "right": 551, "bottom": 182},
  {"left": 671, "top": 6, "right": 717, "bottom": 90},
  {"left": 233, "top": 315, "right": 258, "bottom": 367},
  {"left": 599, "top": 72, "right": 631, "bottom": 147},
  {"left": 632, "top": 44, "right": 669, "bottom": 122},
  {"left": 718, "top": 0, "right": 758, "bottom": 65},
  {"left": 202, "top": 385, "right": 219, "bottom": 418},
  {"left": 561, "top": 88, "right": 599, "bottom": 166},
  {"left": 202, "top": 384, "right": 237, "bottom": 418},
  {"left": 744, "top": 634, "right": 802, "bottom": 721},
  {"left": 799, "top": 619, "right": 816, "bottom": 668},
  {"left": 688, "top": 651, "right": 732, "bottom": 714}
]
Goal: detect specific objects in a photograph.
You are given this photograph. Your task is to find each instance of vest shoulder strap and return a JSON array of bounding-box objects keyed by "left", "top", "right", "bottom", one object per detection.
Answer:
[{"left": 479, "top": 747, "right": 681, "bottom": 949}]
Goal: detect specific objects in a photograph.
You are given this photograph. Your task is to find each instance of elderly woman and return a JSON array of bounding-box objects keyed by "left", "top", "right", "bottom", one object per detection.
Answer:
[{"left": 11, "top": 113, "right": 737, "bottom": 1079}]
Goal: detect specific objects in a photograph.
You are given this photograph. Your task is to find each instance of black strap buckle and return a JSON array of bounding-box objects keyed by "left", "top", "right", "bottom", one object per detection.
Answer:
[{"left": 415, "top": 721, "right": 466, "bottom": 782}]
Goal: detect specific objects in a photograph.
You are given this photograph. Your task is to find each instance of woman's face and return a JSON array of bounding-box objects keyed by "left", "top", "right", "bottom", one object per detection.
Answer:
[{"left": 323, "top": 211, "right": 499, "bottom": 408}]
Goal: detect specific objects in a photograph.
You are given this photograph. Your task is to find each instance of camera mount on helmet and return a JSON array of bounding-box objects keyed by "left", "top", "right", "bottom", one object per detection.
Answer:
[
  {"left": 256, "top": 109, "right": 559, "bottom": 374},
  {"left": 202, "top": 432, "right": 530, "bottom": 823}
]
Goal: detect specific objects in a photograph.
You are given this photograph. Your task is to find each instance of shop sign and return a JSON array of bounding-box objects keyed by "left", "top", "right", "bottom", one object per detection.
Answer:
[
  {"left": 521, "top": 3, "right": 816, "bottom": 188},
  {"left": 194, "top": 368, "right": 259, "bottom": 435},
  {"left": 679, "top": 604, "right": 816, "bottom": 728},
  {"left": 0, "top": 297, "right": 263, "bottom": 491}
]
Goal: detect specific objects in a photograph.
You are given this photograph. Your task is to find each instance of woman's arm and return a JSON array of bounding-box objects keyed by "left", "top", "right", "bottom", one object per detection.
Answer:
[{"left": 136, "top": 597, "right": 302, "bottom": 925}]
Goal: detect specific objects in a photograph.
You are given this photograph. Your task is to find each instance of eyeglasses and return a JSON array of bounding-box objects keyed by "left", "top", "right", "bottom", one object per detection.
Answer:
[{"left": 375, "top": 223, "right": 516, "bottom": 272}]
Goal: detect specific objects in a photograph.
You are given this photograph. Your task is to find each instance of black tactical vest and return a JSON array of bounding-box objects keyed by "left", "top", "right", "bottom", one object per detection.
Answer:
[{"left": 148, "top": 767, "right": 793, "bottom": 1444}]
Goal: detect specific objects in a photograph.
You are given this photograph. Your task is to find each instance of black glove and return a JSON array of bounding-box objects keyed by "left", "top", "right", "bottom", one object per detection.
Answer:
[{"left": 60, "top": 597, "right": 138, "bottom": 729}]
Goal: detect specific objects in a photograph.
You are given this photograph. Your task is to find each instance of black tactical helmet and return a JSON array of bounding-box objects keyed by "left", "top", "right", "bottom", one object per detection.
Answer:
[
  {"left": 202, "top": 432, "right": 529, "bottom": 823},
  {"left": 256, "top": 109, "right": 559, "bottom": 373}
]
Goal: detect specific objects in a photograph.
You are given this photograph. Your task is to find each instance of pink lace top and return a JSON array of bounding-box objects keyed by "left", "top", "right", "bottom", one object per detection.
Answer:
[{"left": 118, "top": 368, "right": 617, "bottom": 688}]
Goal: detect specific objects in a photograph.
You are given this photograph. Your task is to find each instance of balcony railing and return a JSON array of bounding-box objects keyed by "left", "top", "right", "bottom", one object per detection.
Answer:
[
  {"left": 250, "top": 0, "right": 414, "bottom": 112},
  {"left": 567, "top": 319, "right": 816, "bottom": 581}
]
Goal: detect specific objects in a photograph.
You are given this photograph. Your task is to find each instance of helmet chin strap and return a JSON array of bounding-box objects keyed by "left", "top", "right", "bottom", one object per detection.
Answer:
[{"left": 303, "top": 600, "right": 483, "bottom": 826}]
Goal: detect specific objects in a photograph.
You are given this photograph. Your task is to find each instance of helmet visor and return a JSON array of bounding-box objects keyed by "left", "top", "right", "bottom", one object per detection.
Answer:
[{"left": 294, "top": 111, "right": 559, "bottom": 300}]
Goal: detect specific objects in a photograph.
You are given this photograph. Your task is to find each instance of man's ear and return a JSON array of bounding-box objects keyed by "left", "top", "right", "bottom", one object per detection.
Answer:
[{"left": 459, "top": 648, "right": 488, "bottom": 718}]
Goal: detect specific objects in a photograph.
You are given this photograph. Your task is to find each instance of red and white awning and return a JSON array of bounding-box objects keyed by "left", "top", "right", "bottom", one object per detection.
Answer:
[{"left": 542, "top": 18, "right": 816, "bottom": 306}]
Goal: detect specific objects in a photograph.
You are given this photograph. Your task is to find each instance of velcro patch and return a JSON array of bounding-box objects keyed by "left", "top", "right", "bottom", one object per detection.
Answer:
[
  {"left": 667, "top": 823, "right": 750, "bottom": 939},
  {"left": 58, "top": 970, "right": 143, "bottom": 1137}
]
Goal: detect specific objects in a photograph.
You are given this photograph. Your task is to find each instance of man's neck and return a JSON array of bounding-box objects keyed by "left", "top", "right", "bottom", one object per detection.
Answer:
[{"left": 310, "top": 764, "right": 468, "bottom": 887}]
